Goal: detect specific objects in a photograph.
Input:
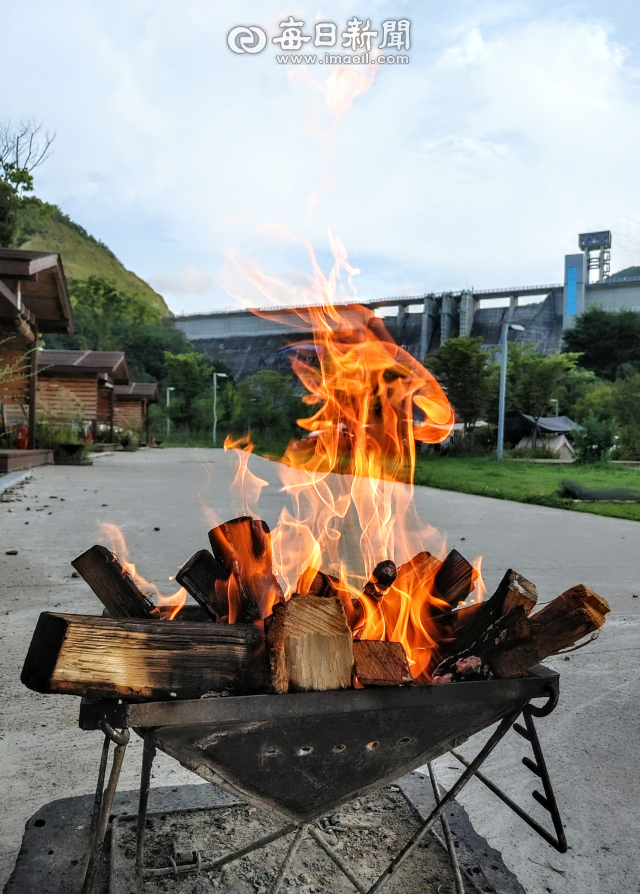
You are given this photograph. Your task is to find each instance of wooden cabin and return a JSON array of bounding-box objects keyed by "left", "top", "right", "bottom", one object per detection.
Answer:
[
  {"left": 0, "top": 249, "right": 73, "bottom": 461},
  {"left": 37, "top": 350, "right": 131, "bottom": 439},
  {"left": 113, "top": 382, "right": 159, "bottom": 444}
]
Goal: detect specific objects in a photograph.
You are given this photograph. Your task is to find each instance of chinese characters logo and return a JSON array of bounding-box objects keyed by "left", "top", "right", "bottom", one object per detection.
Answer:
[{"left": 227, "top": 17, "right": 411, "bottom": 62}]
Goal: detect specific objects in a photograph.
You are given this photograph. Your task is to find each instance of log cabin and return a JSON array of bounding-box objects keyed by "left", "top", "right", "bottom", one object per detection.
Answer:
[
  {"left": 113, "top": 382, "right": 159, "bottom": 445},
  {"left": 36, "top": 350, "right": 131, "bottom": 440},
  {"left": 0, "top": 249, "right": 73, "bottom": 469}
]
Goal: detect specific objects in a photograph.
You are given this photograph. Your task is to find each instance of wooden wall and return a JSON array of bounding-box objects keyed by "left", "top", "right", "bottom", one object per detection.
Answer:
[
  {"left": 114, "top": 401, "right": 144, "bottom": 432},
  {"left": 0, "top": 324, "right": 32, "bottom": 424},
  {"left": 37, "top": 376, "right": 99, "bottom": 422},
  {"left": 96, "top": 384, "right": 112, "bottom": 424}
]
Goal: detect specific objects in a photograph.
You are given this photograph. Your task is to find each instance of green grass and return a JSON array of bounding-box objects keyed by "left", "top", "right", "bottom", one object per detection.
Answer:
[
  {"left": 413, "top": 456, "right": 640, "bottom": 521},
  {"left": 16, "top": 202, "right": 169, "bottom": 317}
]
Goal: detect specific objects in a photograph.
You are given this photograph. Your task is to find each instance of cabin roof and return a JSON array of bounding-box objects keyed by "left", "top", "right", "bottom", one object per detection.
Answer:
[{"left": 0, "top": 249, "right": 73, "bottom": 334}]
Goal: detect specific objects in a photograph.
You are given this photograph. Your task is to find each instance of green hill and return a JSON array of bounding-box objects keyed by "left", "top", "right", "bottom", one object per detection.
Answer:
[
  {"left": 14, "top": 200, "right": 169, "bottom": 317},
  {"left": 608, "top": 266, "right": 640, "bottom": 281}
]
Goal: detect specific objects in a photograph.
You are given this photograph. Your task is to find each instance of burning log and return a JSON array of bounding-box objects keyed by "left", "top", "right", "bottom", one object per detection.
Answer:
[
  {"left": 71, "top": 545, "right": 154, "bottom": 619},
  {"left": 297, "top": 567, "right": 342, "bottom": 599},
  {"left": 432, "top": 584, "right": 609, "bottom": 683},
  {"left": 395, "top": 551, "right": 442, "bottom": 592},
  {"left": 434, "top": 549, "right": 478, "bottom": 608},
  {"left": 21, "top": 612, "right": 268, "bottom": 699},
  {"left": 175, "top": 549, "right": 229, "bottom": 620},
  {"left": 297, "top": 567, "right": 364, "bottom": 629},
  {"left": 433, "top": 569, "right": 538, "bottom": 664},
  {"left": 209, "top": 517, "right": 284, "bottom": 622},
  {"left": 266, "top": 593, "right": 353, "bottom": 694},
  {"left": 362, "top": 560, "right": 397, "bottom": 601},
  {"left": 353, "top": 640, "right": 413, "bottom": 686}
]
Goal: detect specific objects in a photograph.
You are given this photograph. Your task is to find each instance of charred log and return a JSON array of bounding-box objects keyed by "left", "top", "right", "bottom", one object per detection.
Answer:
[
  {"left": 432, "top": 569, "right": 537, "bottom": 666},
  {"left": 362, "top": 560, "right": 397, "bottom": 601},
  {"left": 434, "top": 549, "right": 478, "bottom": 608},
  {"left": 175, "top": 550, "right": 229, "bottom": 620},
  {"left": 432, "top": 584, "right": 609, "bottom": 683},
  {"left": 71, "top": 545, "right": 154, "bottom": 619},
  {"left": 21, "top": 612, "right": 268, "bottom": 700},
  {"left": 209, "top": 517, "right": 284, "bottom": 623}
]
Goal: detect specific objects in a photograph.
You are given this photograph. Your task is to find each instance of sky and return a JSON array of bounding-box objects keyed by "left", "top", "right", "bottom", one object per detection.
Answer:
[{"left": 2, "top": 0, "right": 640, "bottom": 314}]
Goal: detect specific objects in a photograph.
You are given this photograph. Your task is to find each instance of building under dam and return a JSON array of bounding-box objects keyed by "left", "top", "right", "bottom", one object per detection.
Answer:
[{"left": 174, "top": 231, "right": 640, "bottom": 379}]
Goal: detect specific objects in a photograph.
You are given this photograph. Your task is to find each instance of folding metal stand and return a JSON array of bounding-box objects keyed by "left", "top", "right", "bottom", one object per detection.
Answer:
[{"left": 81, "top": 685, "right": 566, "bottom": 894}]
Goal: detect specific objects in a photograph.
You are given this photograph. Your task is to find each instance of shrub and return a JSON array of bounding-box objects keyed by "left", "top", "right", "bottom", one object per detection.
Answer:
[{"left": 572, "top": 413, "right": 616, "bottom": 463}]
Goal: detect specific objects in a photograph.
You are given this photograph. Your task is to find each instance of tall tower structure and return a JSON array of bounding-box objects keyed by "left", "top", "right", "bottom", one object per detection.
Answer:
[{"left": 579, "top": 230, "right": 611, "bottom": 283}]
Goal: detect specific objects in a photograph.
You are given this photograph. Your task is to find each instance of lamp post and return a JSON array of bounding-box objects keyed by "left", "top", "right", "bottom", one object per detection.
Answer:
[
  {"left": 166, "top": 386, "right": 175, "bottom": 438},
  {"left": 497, "top": 323, "right": 525, "bottom": 460},
  {"left": 213, "top": 372, "right": 228, "bottom": 447},
  {"left": 550, "top": 398, "right": 559, "bottom": 417}
]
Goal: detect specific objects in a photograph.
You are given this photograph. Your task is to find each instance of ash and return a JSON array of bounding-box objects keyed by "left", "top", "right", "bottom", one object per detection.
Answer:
[{"left": 115, "top": 786, "right": 471, "bottom": 894}]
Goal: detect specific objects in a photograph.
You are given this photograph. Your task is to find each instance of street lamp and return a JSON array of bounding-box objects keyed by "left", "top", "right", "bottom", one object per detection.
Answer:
[
  {"left": 166, "top": 386, "right": 175, "bottom": 438},
  {"left": 550, "top": 398, "right": 559, "bottom": 418},
  {"left": 213, "top": 372, "right": 228, "bottom": 447},
  {"left": 497, "top": 322, "right": 525, "bottom": 460}
]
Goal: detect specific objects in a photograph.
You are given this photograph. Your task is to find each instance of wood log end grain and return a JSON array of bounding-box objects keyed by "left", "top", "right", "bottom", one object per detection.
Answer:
[{"left": 353, "top": 640, "right": 413, "bottom": 686}]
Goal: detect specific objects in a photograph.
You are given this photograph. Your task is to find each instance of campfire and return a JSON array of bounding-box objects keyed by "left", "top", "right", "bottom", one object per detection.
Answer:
[
  {"left": 22, "top": 299, "right": 609, "bottom": 701},
  {"left": 19, "top": 284, "right": 611, "bottom": 894}
]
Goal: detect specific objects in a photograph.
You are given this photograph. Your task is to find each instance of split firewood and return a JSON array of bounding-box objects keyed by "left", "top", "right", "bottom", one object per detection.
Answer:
[
  {"left": 209, "top": 517, "right": 284, "bottom": 623},
  {"left": 432, "top": 569, "right": 537, "bottom": 665},
  {"left": 175, "top": 549, "right": 229, "bottom": 620},
  {"left": 266, "top": 593, "right": 353, "bottom": 694},
  {"left": 297, "top": 568, "right": 364, "bottom": 629},
  {"left": 21, "top": 612, "right": 268, "bottom": 699},
  {"left": 362, "top": 560, "right": 398, "bottom": 601},
  {"left": 432, "top": 584, "right": 609, "bottom": 683},
  {"left": 394, "top": 551, "right": 442, "bottom": 594},
  {"left": 353, "top": 640, "right": 413, "bottom": 686},
  {"left": 434, "top": 549, "right": 479, "bottom": 608},
  {"left": 72, "top": 545, "right": 154, "bottom": 619},
  {"left": 296, "top": 567, "right": 342, "bottom": 599}
]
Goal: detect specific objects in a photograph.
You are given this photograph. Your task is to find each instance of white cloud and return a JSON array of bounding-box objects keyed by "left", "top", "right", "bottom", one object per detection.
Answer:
[
  {"left": 150, "top": 266, "right": 212, "bottom": 295},
  {"left": 1, "top": 1, "right": 640, "bottom": 313}
]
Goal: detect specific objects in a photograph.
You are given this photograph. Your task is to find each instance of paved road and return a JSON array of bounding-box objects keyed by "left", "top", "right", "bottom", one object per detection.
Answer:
[{"left": 0, "top": 448, "right": 638, "bottom": 893}]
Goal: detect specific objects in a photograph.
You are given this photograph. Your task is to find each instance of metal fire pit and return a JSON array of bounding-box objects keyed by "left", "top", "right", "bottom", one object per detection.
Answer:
[{"left": 78, "top": 665, "right": 565, "bottom": 894}]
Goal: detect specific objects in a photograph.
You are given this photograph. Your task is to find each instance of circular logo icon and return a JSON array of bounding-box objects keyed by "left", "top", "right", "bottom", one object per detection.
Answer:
[{"left": 227, "top": 26, "right": 267, "bottom": 55}]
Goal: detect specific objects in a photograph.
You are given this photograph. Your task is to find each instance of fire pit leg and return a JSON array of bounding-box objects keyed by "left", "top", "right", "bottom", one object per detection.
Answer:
[
  {"left": 368, "top": 709, "right": 520, "bottom": 894},
  {"left": 135, "top": 730, "right": 157, "bottom": 876},
  {"left": 81, "top": 721, "right": 130, "bottom": 894},
  {"left": 269, "top": 824, "right": 307, "bottom": 894},
  {"left": 427, "top": 763, "right": 465, "bottom": 894}
]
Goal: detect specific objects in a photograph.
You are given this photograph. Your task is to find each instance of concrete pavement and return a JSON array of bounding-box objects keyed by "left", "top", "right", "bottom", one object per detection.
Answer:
[{"left": 0, "top": 448, "right": 638, "bottom": 893}]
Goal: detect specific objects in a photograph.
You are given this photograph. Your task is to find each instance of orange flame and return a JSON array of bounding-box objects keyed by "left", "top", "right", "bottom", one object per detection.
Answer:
[
  {"left": 220, "top": 233, "right": 483, "bottom": 680},
  {"left": 98, "top": 522, "right": 187, "bottom": 620}
]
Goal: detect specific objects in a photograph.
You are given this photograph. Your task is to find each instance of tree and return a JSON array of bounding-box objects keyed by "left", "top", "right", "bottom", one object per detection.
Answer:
[
  {"left": 0, "top": 117, "right": 55, "bottom": 246},
  {"left": 509, "top": 347, "right": 577, "bottom": 427},
  {"left": 562, "top": 306, "right": 640, "bottom": 380},
  {"left": 163, "top": 351, "right": 232, "bottom": 428},
  {"left": 229, "top": 370, "right": 307, "bottom": 445},
  {"left": 424, "top": 337, "right": 491, "bottom": 432},
  {"left": 69, "top": 276, "right": 160, "bottom": 350}
]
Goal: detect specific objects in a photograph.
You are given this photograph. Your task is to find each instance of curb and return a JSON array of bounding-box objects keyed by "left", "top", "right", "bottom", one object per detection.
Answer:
[{"left": 0, "top": 470, "right": 33, "bottom": 496}]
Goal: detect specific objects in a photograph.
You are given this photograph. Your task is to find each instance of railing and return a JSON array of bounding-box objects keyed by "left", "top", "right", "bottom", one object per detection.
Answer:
[{"left": 174, "top": 283, "right": 564, "bottom": 321}]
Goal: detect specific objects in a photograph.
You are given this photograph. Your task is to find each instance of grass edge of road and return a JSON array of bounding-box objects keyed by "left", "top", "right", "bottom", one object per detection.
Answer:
[{"left": 413, "top": 456, "right": 640, "bottom": 522}]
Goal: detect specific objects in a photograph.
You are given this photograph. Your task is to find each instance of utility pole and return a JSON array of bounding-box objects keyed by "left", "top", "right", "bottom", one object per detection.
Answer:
[
  {"left": 213, "top": 372, "right": 228, "bottom": 447},
  {"left": 166, "top": 387, "right": 175, "bottom": 438},
  {"left": 497, "top": 322, "right": 524, "bottom": 460}
]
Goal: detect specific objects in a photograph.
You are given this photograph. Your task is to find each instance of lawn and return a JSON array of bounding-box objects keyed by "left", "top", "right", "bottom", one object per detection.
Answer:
[{"left": 413, "top": 456, "right": 640, "bottom": 521}]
